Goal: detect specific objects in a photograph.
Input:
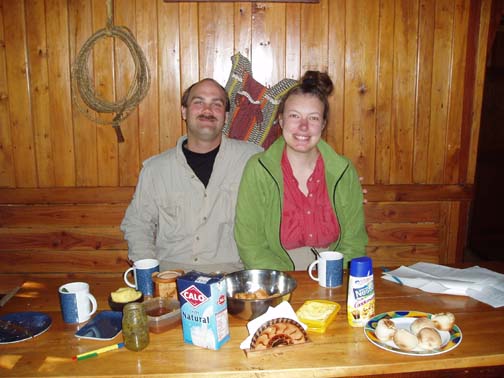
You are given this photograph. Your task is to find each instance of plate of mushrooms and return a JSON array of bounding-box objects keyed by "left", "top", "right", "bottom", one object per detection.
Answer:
[{"left": 364, "top": 310, "right": 462, "bottom": 356}]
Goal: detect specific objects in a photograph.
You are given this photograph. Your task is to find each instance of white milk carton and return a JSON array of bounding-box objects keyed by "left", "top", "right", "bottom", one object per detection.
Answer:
[{"left": 176, "top": 271, "right": 230, "bottom": 350}]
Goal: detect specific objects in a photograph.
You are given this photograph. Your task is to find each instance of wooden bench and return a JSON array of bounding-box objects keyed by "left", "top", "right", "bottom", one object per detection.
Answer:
[{"left": 0, "top": 185, "right": 472, "bottom": 274}]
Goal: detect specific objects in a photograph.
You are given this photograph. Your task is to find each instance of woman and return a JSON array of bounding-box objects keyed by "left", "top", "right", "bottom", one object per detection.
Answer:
[{"left": 234, "top": 71, "right": 368, "bottom": 271}]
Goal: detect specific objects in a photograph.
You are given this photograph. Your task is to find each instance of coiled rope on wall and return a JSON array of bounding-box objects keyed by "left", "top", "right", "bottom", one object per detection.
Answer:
[{"left": 72, "top": 0, "right": 150, "bottom": 143}]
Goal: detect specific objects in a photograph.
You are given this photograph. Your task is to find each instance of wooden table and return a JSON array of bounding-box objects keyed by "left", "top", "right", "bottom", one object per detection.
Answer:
[{"left": 1, "top": 263, "right": 503, "bottom": 378}]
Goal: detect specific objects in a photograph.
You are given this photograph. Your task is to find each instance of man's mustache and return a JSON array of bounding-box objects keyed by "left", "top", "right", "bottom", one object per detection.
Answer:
[{"left": 197, "top": 115, "right": 217, "bottom": 121}]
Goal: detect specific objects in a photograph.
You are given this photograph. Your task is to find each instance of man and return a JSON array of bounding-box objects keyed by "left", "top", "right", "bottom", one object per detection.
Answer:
[{"left": 121, "top": 78, "right": 263, "bottom": 273}]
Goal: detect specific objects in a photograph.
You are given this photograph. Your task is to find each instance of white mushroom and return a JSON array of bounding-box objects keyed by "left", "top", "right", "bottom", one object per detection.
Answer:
[
  {"left": 410, "top": 317, "right": 436, "bottom": 335},
  {"left": 431, "top": 312, "right": 455, "bottom": 331},
  {"left": 375, "top": 318, "right": 397, "bottom": 341},
  {"left": 417, "top": 327, "right": 442, "bottom": 351},
  {"left": 393, "top": 329, "right": 419, "bottom": 351}
]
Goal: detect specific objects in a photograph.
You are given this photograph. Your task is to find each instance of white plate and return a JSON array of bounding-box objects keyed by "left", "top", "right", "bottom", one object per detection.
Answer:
[{"left": 364, "top": 310, "right": 462, "bottom": 356}]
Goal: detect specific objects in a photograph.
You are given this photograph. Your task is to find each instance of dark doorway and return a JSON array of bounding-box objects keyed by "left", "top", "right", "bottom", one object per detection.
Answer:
[{"left": 467, "top": 14, "right": 504, "bottom": 261}]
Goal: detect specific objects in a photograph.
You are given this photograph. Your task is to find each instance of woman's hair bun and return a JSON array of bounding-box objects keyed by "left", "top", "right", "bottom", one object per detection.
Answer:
[{"left": 300, "top": 71, "right": 333, "bottom": 97}]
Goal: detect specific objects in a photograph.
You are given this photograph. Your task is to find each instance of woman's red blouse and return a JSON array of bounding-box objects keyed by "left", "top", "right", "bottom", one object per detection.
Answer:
[{"left": 280, "top": 149, "right": 340, "bottom": 250}]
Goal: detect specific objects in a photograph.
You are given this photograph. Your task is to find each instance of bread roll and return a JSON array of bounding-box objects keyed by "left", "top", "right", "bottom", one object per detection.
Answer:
[
  {"left": 417, "top": 327, "right": 442, "bottom": 350},
  {"left": 393, "top": 329, "right": 418, "bottom": 351},
  {"left": 431, "top": 312, "right": 455, "bottom": 331},
  {"left": 375, "top": 318, "right": 396, "bottom": 341},
  {"left": 410, "top": 317, "right": 436, "bottom": 335}
]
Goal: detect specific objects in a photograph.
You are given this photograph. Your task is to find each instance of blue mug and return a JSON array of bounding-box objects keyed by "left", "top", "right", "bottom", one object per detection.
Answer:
[
  {"left": 59, "top": 282, "right": 97, "bottom": 323},
  {"left": 308, "top": 251, "right": 344, "bottom": 288},
  {"left": 123, "top": 259, "right": 160, "bottom": 297}
]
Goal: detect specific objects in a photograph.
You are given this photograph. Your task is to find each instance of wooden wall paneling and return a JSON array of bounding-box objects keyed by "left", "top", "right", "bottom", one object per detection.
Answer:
[
  {"left": 3, "top": 0, "right": 37, "bottom": 187},
  {"left": 446, "top": 201, "right": 461, "bottom": 263},
  {"left": 362, "top": 183, "right": 472, "bottom": 202},
  {"left": 0, "top": 250, "right": 128, "bottom": 273},
  {"left": 136, "top": 0, "right": 160, "bottom": 164},
  {"left": 198, "top": 2, "right": 234, "bottom": 84},
  {"left": 366, "top": 223, "right": 440, "bottom": 245},
  {"left": 390, "top": 0, "right": 418, "bottom": 184},
  {"left": 158, "top": 0, "right": 182, "bottom": 151},
  {"left": 455, "top": 200, "right": 470, "bottom": 263},
  {"left": 0, "top": 226, "right": 126, "bottom": 251},
  {"left": 300, "top": 0, "right": 328, "bottom": 73},
  {"left": 266, "top": 3, "right": 287, "bottom": 85},
  {"left": 26, "top": 0, "right": 55, "bottom": 188},
  {"left": 364, "top": 202, "right": 441, "bottom": 223},
  {"left": 0, "top": 187, "right": 133, "bottom": 204},
  {"left": 365, "top": 201, "right": 441, "bottom": 265},
  {"left": 0, "top": 184, "right": 471, "bottom": 205},
  {"left": 0, "top": 0, "right": 16, "bottom": 187},
  {"left": 250, "top": 3, "right": 267, "bottom": 84},
  {"left": 326, "top": 0, "right": 345, "bottom": 155},
  {"left": 233, "top": 3, "right": 252, "bottom": 59},
  {"left": 467, "top": 0, "right": 492, "bottom": 184},
  {"left": 179, "top": 3, "right": 199, "bottom": 96},
  {"left": 343, "top": 0, "right": 378, "bottom": 182},
  {"left": 285, "top": 2, "right": 300, "bottom": 80},
  {"left": 250, "top": 2, "right": 286, "bottom": 87},
  {"left": 374, "top": 0, "right": 394, "bottom": 184},
  {"left": 366, "top": 245, "right": 440, "bottom": 266},
  {"left": 413, "top": 0, "right": 435, "bottom": 184},
  {"left": 437, "top": 201, "right": 450, "bottom": 263},
  {"left": 69, "top": 0, "right": 99, "bottom": 187},
  {"left": 0, "top": 203, "right": 125, "bottom": 227},
  {"left": 458, "top": 0, "right": 479, "bottom": 186},
  {"left": 46, "top": 0, "right": 75, "bottom": 187},
  {"left": 115, "top": 0, "right": 140, "bottom": 187},
  {"left": 427, "top": 0, "right": 454, "bottom": 184},
  {"left": 0, "top": 0, "right": 495, "bottom": 271},
  {"left": 444, "top": 0, "right": 469, "bottom": 184},
  {"left": 92, "top": 0, "right": 118, "bottom": 186}
]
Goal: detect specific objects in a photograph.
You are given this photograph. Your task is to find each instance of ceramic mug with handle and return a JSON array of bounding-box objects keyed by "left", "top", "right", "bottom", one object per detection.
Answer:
[
  {"left": 308, "top": 251, "right": 344, "bottom": 288},
  {"left": 123, "top": 258, "right": 160, "bottom": 297},
  {"left": 59, "top": 282, "right": 97, "bottom": 323}
]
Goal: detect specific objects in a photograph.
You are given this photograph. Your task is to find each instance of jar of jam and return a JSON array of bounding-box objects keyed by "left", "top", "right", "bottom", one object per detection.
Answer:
[{"left": 122, "top": 302, "right": 149, "bottom": 351}]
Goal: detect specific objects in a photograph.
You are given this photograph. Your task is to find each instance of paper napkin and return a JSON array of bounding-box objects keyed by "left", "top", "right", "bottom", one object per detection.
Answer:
[
  {"left": 240, "top": 301, "right": 307, "bottom": 349},
  {"left": 382, "top": 262, "right": 504, "bottom": 308}
]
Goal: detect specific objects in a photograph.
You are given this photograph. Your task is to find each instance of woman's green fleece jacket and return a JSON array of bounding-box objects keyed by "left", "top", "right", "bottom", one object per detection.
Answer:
[{"left": 234, "top": 137, "right": 368, "bottom": 271}]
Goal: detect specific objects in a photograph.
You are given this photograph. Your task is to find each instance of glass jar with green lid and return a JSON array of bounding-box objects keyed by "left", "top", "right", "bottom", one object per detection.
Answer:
[{"left": 122, "top": 302, "right": 150, "bottom": 351}]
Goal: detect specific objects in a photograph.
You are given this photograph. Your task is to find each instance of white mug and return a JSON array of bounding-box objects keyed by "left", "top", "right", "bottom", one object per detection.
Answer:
[
  {"left": 59, "top": 282, "right": 97, "bottom": 323},
  {"left": 308, "top": 251, "right": 344, "bottom": 288},
  {"left": 124, "top": 258, "right": 160, "bottom": 297}
]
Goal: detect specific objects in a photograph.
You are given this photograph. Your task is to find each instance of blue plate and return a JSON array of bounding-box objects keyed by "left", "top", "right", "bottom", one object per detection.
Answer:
[
  {"left": 0, "top": 312, "right": 52, "bottom": 344},
  {"left": 75, "top": 311, "right": 123, "bottom": 340}
]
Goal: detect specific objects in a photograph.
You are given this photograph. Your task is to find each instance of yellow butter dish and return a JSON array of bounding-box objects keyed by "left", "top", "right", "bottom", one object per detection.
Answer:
[{"left": 296, "top": 300, "right": 341, "bottom": 333}]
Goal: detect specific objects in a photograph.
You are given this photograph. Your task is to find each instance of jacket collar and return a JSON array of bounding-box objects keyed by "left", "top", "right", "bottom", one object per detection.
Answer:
[{"left": 259, "top": 137, "right": 350, "bottom": 186}]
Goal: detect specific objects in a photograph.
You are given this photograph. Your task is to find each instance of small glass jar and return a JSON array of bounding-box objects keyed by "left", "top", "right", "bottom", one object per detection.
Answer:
[
  {"left": 122, "top": 302, "right": 150, "bottom": 351},
  {"left": 152, "top": 270, "right": 183, "bottom": 300}
]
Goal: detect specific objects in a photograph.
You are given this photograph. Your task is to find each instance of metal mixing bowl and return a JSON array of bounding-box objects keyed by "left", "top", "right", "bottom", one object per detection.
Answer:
[{"left": 225, "top": 269, "right": 297, "bottom": 320}]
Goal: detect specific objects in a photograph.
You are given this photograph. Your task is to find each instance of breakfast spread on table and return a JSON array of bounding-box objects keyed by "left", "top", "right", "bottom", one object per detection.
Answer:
[{"left": 7, "top": 257, "right": 494, "bottom": 362}]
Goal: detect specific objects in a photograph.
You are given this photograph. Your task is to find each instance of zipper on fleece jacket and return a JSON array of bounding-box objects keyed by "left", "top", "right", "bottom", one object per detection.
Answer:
[
  {"left": 258, "top": 158, "right": 294, "bottom": 268},
  {"left": 330, "top": 162, "right": 349, "bottom": 249}
]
